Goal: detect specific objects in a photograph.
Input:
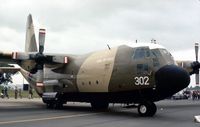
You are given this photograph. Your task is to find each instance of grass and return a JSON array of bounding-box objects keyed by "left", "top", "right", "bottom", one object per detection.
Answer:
[{"left": 0, "top": 88, "right": 40, "bottom": 98}]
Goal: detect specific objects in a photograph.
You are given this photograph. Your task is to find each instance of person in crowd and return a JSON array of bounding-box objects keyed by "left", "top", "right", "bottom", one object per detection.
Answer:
[
  {"left": 18, "top": 88, "right": 22, "bottom": 99},
  {"left": 14, "top": 86, "right": 18, "bottom": 99},
  {"left": 28, "top": 86, "right": 33, "bottom": 99},
  {"left": 4, "top": 87, "right": 9, "bottom": 99}
]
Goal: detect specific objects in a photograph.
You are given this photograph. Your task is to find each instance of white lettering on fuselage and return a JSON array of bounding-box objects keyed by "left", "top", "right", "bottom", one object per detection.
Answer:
[{"left": 134, "top": 76, "right": 149, "bottom": 86}]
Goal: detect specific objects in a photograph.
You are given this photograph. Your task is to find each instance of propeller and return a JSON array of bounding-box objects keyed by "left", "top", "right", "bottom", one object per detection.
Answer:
[
  {"left": 191, "top": 42, "right": 200, "bottom": 85},
  {"left": 31, "top": 28, "right": 68, "bottom": 87},
  {"left": 39, "top": 29, "right": 45, "bottom": 54},
  {"left": 195, "top": 43, "right": 199, "bottom": 84},
  {"left": 34, "top": 29, "right": 46, "bottom": 86},
  {"left": 9, "top": 15, "right": 69, "bottom": 87}
]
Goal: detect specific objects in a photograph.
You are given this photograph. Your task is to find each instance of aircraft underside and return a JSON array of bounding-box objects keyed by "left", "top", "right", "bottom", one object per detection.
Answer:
[
  {"left": 55, "top": 89, "right": 164, "bottom": 103},
  {"left": 41, "top": 88, "right": 164, "bottom": 117}
]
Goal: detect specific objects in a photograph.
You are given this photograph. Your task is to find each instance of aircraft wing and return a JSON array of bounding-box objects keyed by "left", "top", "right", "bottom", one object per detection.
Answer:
[
  {"left": 0, "top": 67, "right": 20, "bottom": 73},
  {"left": 0, "top": 52, "right": 17, "bottom": 64},
  {"left": 45, "top": 53, "right": 70, "bottom": 64},
  {"left": 0, "top": 51, "right": 71, "bottom": 65},
  {"left": 176, "top": 60, "right": 193, "bottom": 73}
]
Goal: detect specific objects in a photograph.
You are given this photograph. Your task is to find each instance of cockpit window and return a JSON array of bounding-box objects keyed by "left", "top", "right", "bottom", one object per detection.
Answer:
[
  {"left": 133, "top": 48, "right": 150, "bottom": 59},
  {"left": 151, "top": 49, "right": 161, "bottom": 58},
  {"left": 151, "top": 49, "right": 161, "bottom": 67},
  {"left": 160, "top": 49, "right": 172, "bottom": 56}
]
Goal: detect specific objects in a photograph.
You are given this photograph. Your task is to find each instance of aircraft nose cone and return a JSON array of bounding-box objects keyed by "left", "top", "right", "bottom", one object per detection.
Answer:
[{"left": 155, "top": 65, "right": 190, "bottom": 98}]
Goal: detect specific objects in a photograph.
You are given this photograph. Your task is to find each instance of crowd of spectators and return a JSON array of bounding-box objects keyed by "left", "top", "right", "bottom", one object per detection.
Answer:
[{"left": 172, "top": 90, "right": 200, "bottom": 100}]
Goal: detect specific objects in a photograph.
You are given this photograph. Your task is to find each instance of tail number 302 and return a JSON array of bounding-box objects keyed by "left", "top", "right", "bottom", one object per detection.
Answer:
[{"left": 134, "top": 76, "right": 149, "bottom": 86}]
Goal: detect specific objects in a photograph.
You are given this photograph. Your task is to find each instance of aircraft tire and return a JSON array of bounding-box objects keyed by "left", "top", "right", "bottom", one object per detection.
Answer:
[
  {"left": 46, "top": 101, "right": 64, "bottom": 109},
  {"left": 46, "top": 103, "right": 54, "bottom": 109},
  {"left": 90, "top": 101, "right": 109, "bottom": 110},
  {"left": 54, "top": 102, "right": 64, "bottom": 109},
  {"left": 138, "top": 101, "right": 157, "bottom": 117}
]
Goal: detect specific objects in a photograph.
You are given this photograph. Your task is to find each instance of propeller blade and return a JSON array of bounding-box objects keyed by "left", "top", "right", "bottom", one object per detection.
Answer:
[
  {"left": 195, "top": 42, "right": 200, "bottom": 85},
  {"left": 36, "top": 69, "right": 44, "bottom": 87},
  {"left": 195, "top": 73, "right": 199, "bottom": 85},
  {"left": 195, "top": 42, "right": 199, "bottom": 61},
  {"left": 39, "top": 29, "right": 46, "bottom": 54}
]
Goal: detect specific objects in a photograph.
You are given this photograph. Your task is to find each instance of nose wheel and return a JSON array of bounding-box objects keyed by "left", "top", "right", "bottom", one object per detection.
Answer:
[
  {"left": 138, "top": 101, "right": 157, "bottom": 117},
  {"left": 46, "top": 102, "right": 64, "bottom": 109}
]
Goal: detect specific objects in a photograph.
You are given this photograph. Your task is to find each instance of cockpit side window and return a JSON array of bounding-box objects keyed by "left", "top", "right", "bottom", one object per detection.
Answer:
[
  {"left": 151, "top": 49, "right": 161, "bottom": 58},
  {"left": 160, "top": 49, "right": 172, "bottom": 56},
  {"left": 133, "top": 48, "right": 150, "bottom": 59},
  {"left": 151, "top": 49, "right": 161, "bottom": 67}
]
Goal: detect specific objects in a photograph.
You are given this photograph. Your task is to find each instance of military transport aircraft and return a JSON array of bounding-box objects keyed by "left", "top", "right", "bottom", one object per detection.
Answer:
[{"left": 0, "top": 14, "right": 199, "bottom": 117}]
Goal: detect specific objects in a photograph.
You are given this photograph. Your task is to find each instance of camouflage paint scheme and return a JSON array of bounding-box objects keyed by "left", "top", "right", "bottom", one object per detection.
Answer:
[
  {"left": 16, "top": 43, "right": 185, "bottom": 103},
  {"left": 0, "top": 43, "right": 181, "bottom": 100}
]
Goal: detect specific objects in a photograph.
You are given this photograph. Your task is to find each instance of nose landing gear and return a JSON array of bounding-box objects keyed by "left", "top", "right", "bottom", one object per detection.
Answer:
[{"left": 137, "top": 101, "right": 157, "bottom": 117}]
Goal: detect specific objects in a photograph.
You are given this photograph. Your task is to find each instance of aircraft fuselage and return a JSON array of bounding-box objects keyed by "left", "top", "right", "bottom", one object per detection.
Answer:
[{"left": 24, "top": 44, "right": 190, "bottom": 104}]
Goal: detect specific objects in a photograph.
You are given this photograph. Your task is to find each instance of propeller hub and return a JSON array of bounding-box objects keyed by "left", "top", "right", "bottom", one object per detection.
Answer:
[
  {"left": 190, "top": 61, "right": 200, "bottom": 75},
  {"left": 35, "top": 53, "right": 46, "bottom": 63}
]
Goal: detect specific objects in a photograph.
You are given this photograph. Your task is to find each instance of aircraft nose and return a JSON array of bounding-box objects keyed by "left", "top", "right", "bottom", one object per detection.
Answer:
[{"left": 155, "top": 65, "right": 190, "bottom": 98}]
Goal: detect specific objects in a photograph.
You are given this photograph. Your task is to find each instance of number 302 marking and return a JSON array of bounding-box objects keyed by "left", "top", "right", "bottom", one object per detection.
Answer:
[{"left": 134, "top": 76, "right": 150, "bottom": 86}]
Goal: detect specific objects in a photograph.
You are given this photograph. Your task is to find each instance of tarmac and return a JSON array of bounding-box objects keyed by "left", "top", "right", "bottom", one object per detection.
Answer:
[{"left": 0, "top": 98, "right": 199, "bottom": 127}]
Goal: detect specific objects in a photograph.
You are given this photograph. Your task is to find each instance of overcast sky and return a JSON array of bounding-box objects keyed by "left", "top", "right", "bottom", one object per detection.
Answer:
[{"left": 0, "top": 0, "right": 200, "bottom": 86}]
